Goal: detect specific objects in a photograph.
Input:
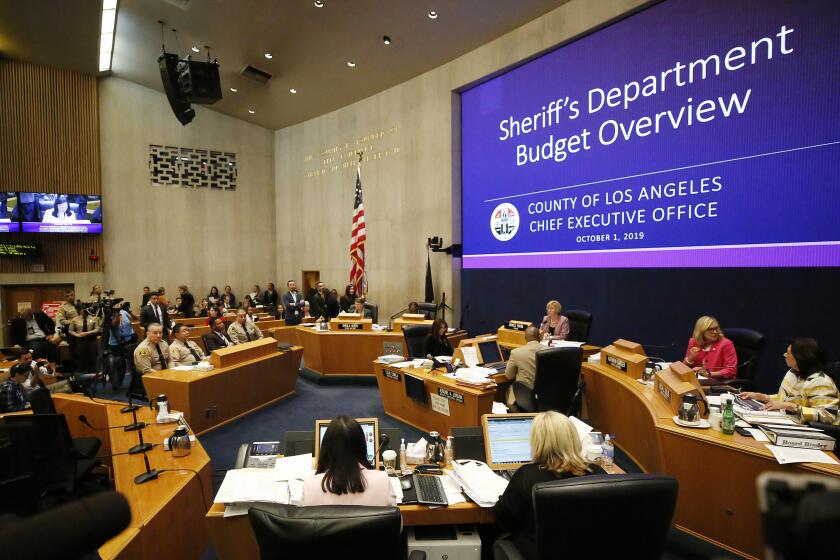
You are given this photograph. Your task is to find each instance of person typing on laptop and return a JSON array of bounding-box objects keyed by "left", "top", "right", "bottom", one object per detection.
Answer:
[{"left": 301, "top": 416, "right": 396, "bottom": 506}]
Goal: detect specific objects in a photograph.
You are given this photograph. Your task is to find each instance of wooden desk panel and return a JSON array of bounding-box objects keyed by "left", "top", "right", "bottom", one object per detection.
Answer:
[
  {"left": 375, "top": 362, "right": 496, "bottom": 436},
  {"left": 142, "top": 347, "right": 302, "bottom": 435},
  {"left": 581, "top": 361, "right": 840, "bottom": 559},
  {"left": 209, "top": 338, "right": 277, "bottom": 368}
]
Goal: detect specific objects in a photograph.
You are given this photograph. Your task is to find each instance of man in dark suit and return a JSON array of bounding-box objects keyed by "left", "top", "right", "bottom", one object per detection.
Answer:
[
  {"left": 282, "top": 280, "right": 306, "bottom": 326},
  {"left": 310, "top": 282, "right": 328, "bottom": 320},
  {"left": 140, "top": 292, "right": 171, "bottom": 339},
  {"left": 177, "top": 285, "right": 195, "bottom": 317},
  {"left": 9, "top": 307, "right": 56, "bottom": 351},
  {"left": 204, "top": 317, "right": 235, "bottom": 352}
]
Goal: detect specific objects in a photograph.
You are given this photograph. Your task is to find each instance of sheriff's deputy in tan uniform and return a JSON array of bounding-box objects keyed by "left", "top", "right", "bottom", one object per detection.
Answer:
[
  {"left": 133, "top": 322, "right": 170, "bottom": 374},
  {"left": 169, "top": 323, "right": 206, "bottom": 366},
  {"left": 56, "top": 289, "right": 79, "bottom": 330},
  {"left": 227, "top": 308, "right": 263, "bottom": 344}
]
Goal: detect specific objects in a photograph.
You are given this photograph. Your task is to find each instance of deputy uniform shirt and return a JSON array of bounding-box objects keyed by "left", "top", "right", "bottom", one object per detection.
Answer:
[
  {"left": 227, "top": 320, "right": 263, "bottom": 345},
  {"left": 169, "top": 338, "right": 206, "bottom": 366},
  {"left": 133, "top": 339, "right": 170, "bottom": 374},
  {"left": 57, "top": 302, "right": 79, "bottom": 327}
]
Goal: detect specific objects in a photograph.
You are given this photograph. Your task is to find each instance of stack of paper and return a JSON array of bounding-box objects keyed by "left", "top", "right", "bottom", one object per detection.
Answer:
[
  {"left": 766, "top": 444, "right": 839, "bottom": 465},
  {"left": 214, "top": 469, "right": 290, "bottom": 506},
  {"left": 273, "top": 453, "right": 314, "bottom": 481},
  {"left": 549, "top": 340, "right": 585, "bottom": 348},
  {"left": 377, "top": 354, "right": 406, "bottom": 364},
  {"left": 450, "top": 460, "right": 508, "bottom": 507}
]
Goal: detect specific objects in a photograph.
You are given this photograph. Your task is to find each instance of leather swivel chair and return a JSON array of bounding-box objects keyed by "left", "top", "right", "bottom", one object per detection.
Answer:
[
  {"left": 416, "top": 302, "right": 437, "bottom": 320},
  {"left": 29, "top": 387, "right": 101, "bottom": 458},
  {"left": 248, "top": 504, "right": 420, "bottom": 559},
  {"left": 363, "top": 302, "right": 379, "bottom": 324},
  {"left": 403, "top": 324, "right": 432, "bottom": 358},
  {"left": 722, "top": 328, "right": 765, "bottom": 390},
  {"left": 0, "top": 422, "right": 39, "bottom": 516},
  {"left": 493, "top": 474, "right": 678, "bottom": 560},
  {"left": 513, "top": 347, "right": 583, "bottom": 414},
  {"left": 564, "top": 309, "right": 592, "bottom": 343}
]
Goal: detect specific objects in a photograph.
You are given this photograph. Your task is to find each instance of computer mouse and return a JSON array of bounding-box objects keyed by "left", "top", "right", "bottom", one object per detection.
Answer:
[{"left": 400, "top": 477, "right": 412, "bottom": 490}]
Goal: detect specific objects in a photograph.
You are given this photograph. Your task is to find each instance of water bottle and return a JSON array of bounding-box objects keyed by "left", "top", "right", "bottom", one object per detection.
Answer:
[
  {"left": 601, "top": 435, "right": 614, "bottom": 473},
  {"left": 721, "top": 397, "right": 735, "bottom": 435},
  {"left": 444, "top": 436, "right": 454, "bottom": 467}
]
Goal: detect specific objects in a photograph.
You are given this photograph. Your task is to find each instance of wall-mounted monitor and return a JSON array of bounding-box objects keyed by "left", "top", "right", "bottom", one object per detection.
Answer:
[
  {"left": 19, "top": 192, "right": 102, "bottom": 233},
  {"left": 0, "top": 192, "right": 21, "bottom": 232}
]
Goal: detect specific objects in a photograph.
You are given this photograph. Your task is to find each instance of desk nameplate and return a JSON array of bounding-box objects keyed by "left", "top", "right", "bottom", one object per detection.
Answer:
[
  {"left": 383, "top": 369, "right": 401, "bottom": 381},
  {"left": 438, "top": 388, "right": 464, "bottom": 404}
]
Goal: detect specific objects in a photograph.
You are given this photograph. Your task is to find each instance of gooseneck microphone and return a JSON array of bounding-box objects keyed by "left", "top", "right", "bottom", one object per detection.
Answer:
[
  {"left": 134, "top": 453, "right": 159, "bottom": 485},
  {"left": 78, "top": 413, "right": 146, "bottom": 432}
]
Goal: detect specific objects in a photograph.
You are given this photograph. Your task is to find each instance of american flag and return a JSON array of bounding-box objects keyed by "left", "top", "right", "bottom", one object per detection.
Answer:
[{"left": 349, "top": 163, "right": 367, "bottom": 294}]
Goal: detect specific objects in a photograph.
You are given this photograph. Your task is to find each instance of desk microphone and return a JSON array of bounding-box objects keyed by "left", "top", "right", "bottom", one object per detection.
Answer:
[
  {"left": 85, "top": 393, "right": 141, "bottom": 413},
  {"left": 134, "top": 453, "right": 159, "bottom": 485},
  {"left": 78, "top": 413, "right": 147, "bottom": 433}
]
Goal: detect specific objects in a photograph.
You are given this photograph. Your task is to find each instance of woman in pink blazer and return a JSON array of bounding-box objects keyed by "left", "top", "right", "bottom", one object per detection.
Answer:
[
  {"left": 684, "top": 315, "right": 738, "bottom": 382},
  {"left": 539, "top": 300, "right": 570, "bottom": 340}
]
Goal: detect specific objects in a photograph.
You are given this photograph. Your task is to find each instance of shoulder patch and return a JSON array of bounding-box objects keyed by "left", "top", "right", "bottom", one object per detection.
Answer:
[{"left": 139, "top": 348, "right": 150, "bottom": 357}]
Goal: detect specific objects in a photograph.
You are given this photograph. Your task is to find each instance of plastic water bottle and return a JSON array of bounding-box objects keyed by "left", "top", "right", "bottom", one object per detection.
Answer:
[
  {"left": 601, "top": 435, "right": 614, "bottom": 473},
  {"left": 722, "top": 397, "right": 735, "bottom": 435}
]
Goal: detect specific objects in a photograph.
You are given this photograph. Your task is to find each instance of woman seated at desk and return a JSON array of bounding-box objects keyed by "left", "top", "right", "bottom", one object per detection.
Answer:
[
  {"left": 539, "top": 300, "right": 569, "bottom": 340},
  {"left": 494, "top": 411, "right": 605, "bottom": 559},
  {"left": 301, "top": 415, "right": 396, "bottom": 506},
  {"left": 424, "top": 318, "right": 453, "bottom": 357},
  {"left": 684, "top": 315, "right": 737, "bottom": 384},
  {"left": 740, "top": 338, "right": 839, "bottom": 424}
]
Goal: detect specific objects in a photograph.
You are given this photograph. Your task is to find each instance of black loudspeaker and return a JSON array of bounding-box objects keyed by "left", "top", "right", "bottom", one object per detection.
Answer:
[
  {"left": 452, "top": 426, "right": 486, "bottom": 462},
  {"left": 158, "top": 52, "right": 195, "bottom": 126},
  {"left": 177, "top": 59, "right": 222, "bottom": 104},
  {"left": 284, "top": 431, "right": 314, "bottom": 457}
]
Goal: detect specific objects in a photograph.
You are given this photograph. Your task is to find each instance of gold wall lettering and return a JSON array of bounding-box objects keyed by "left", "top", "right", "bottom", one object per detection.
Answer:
[{"left": 303, "top": 124, "right": 401, "bottom": 179}]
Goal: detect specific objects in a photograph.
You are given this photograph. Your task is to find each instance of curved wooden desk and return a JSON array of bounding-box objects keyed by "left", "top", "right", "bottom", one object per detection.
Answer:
[{"left": 582, "top": 361, "right": 840, "bottom": 559}]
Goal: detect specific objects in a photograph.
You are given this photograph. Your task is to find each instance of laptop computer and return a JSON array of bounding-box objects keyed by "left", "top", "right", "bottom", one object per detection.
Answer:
[
  {"left": 477, "top": 340, "right": 506, "bottom": 372},
  {"left": 481, "top": 413, "right": 537, "bottom": 472},
  {"left": 314, "top": 417, "right": 380, "bottom": 469}
]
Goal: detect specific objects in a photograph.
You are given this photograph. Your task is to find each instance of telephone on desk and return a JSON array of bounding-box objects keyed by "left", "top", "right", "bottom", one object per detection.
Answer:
[{"left": 234, "top": 441, "right": 281, "bottom": 469}]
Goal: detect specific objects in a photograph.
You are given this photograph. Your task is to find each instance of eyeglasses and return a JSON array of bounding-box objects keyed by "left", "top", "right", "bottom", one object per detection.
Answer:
[{"left": 705, "top": 327, "right": 721, "bottom": 333}]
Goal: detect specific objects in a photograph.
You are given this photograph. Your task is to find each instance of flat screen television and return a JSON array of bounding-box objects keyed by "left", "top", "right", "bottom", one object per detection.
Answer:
[
  {"left": 0, "top": 192, "right": 21, "bottom": 232},
  {"left": 18, "top": 192, "right": 102, "bottom": 233}
]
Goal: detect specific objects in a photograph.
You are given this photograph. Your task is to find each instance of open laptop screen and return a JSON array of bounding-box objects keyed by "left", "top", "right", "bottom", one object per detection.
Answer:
[
  {"left": 315, "top": 418, "right": 379, "bottom": 468},
  {"left": 478, "top": 340, "right": 502, "bottom": 364},
  {"left": 482, "top": 413, "right": 535, "bottom": 470}
]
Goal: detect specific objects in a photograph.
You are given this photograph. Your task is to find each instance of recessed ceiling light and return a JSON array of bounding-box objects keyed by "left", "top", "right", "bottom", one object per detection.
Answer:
[
  {"left": 289, "top": 88, "right": 297, "bottom": 94},
  {"left": 229, "top": 87, "right": 238, "bottom": 92},
  {"left": 248, "top": 109, "right": 255, "bottom": 114},
  {"left": 382, "top": 35, "right": 391, "bottom": 45},
  {"left": 347, "top": 61, "right": 356, "bottom": 68},
  {"left": 428, "top": 11, "right": 438, "bottom": 19},
  {"left": 191, "top": 46, "right": 199, "bottom": 53},
  {"left": 314, "top": 0, "right": 324, "bottom": 7},
  {"left": 264, "top": 52, "right": 272, "bottom": 59}
]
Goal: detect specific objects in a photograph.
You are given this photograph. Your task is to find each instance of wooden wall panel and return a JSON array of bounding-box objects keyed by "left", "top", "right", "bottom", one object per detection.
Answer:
[{"left": 0, "top": 59, "right": 102, "bottom": 273}]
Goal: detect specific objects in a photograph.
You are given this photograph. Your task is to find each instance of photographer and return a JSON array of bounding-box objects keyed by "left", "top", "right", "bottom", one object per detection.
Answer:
[{"left": 102, "top": 300, "right": 136, "bottom": 391}]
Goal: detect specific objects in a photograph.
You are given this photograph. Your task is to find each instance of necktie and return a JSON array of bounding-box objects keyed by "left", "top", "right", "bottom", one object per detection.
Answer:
[
  {"left": 186, "top": 341, "right": 201, "bottom": 362},
  {"left": 155, "top": 343, "right": 167, "bottom": 369},
  {"left": 155, "top": 305, "right": 161, "bottom": 322}
]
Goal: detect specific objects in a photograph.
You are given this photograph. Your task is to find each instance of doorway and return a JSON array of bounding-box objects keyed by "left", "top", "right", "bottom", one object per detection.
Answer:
[{"left": 301, "top": 270, "right": 320, "bottom": 300}]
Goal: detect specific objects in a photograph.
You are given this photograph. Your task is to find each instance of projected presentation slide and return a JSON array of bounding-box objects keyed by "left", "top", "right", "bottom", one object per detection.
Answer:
[
  {"left": 19, "top": 193, "right": 103, "bottom": 233},
  {"left": 461, "top": 0, "right": 840, "bottom": 268},
  {"left": 0, "top": 192, "right": 20, "bottom": 232}
]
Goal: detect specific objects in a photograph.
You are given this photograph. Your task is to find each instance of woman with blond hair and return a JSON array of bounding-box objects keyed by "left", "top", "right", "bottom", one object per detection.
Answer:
[
  {"left": 493, "top": 411, "right": 604, "bottom": 559},
  {"left": 538, "top": 300, "right": 569, "bottom": 340},
  {"left": 684, "top": 315, "right": 738, "bottom": 383}
]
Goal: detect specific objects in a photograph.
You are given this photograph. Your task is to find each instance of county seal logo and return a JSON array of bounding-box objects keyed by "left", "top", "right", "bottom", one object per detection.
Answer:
[{"left": 489, "top": 202, "right": 519, "bottom": 241}]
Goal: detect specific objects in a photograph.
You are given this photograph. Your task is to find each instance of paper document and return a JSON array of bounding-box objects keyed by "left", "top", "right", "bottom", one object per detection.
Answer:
[
  {"left": 389, "top": 476, "right": 404, "bottom": 503},
  {"left": 171, "top": 365, "right": 194, "bottom": 371},
  {"left": 492, "top": 401, "right": 509, "bottom": 414},
  {"left": 766, "top": 445, "right": 839, "bottom": 465},
  {"left": 745, "top": 428, "right": 769, "bottom": 442},
  {"left": 569, "top": 416, "right": 593, "bottom": 442},
  {"left": 214, "top": 469, "right": 290, "bottom": 504},
  {"left": 706, "top": 395, "right": 722, "bottom": 407},
  {"left": 223, "top": 501, "right": 280, "bottom": 517},
  {"left": 288, "top": 479, "right": 305, "bottom": 504},
  {"left": 441, "top": 474, "right": 467, "bottom": 505},
  {"left": 451, "top": 460, "right": 508, "bottom": 507},
  {"left": 461, "top": 346, "right": 479, "bottom": 368},
  {"left": 272, "top": 453, "right": 314, "bottom": 481},
  {"left": 550, "top": 340, "right": 584, "bottom": 348},
  {"left": 587, "top": 352, "right": 601, "bottom": 363}
]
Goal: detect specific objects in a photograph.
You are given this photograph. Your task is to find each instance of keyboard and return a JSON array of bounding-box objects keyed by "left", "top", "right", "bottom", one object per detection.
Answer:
[{"left": 413, "top": 474, "right": 448, "bottom": 505}]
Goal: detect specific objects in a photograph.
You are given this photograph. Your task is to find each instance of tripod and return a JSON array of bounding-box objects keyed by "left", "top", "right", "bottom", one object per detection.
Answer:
[{"left": 436, "top": 292, "right": 453, "bottom": 323}]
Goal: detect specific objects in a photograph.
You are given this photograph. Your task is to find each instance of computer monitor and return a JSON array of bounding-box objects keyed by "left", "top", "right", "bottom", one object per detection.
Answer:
[
  {"left": 481, "top": 413, "right": 536, "bottom": 471},
  {"left": 477, "top": 340, "right": 502, "bottom": 364},
  {"left": 314, "top": 417, "right": 379, "bottom": 469}
]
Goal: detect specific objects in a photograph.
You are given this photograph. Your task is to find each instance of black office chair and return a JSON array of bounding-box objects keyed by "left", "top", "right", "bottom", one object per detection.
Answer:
[
  {"left": 4, "top": 414, "right": 100, "bottom": 497},
  {"left": 29, "top": 387, "right": 101, "bottom": 459},
  {"left": 363, "top": 301, "right": 379, "bottom": 324},
  {"left": 493, "top": 474, "right": 678, "bottom": 560},
  {"left": 248, "top": 504, "right": 418, "bottom": 559},
  {"left": 416, "top": 302, "right": 437, "bottom": 320},
  {"left": 403, "top": 324, "right": 432, "bottom": 358},
  {"left": 514, "top": 347, "right": 583, "bottom": 415},
  {"left": 722, "top": 328, "right": 765, "bottom": 390},
  {"left": 0, "top": 422, "right": 39, "bottom": 516},
  {"left": 564, "top": 309, "right": 592, "bottom": 343}
]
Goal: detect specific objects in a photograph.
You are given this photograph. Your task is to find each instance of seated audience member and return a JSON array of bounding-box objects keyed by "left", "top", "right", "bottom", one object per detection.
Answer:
[
  {"left": 208, "top": 286, "right": 221, "bottom": 306},
  {"left": 408, "top": 301, "right": 420, "bottom": 314},
  {"left": 178, "top": 285, "right": 196, "bottom": 317},
  {"left": 246, "top": 306, "right": 260, "bottom": 323},
  {"left": 228, "top": 309, "right": 264, "bottom": 344},
  {"left": 504, "top": 325, "right": 543, "bottom": 408},
  {"left": 133, "top": 323, "right": 170, "bottom": 374},
  {"left": 206, "top": 306, "right": 221, "bottom": 325},
  {"left": 740, "top": 338, "right": 839, "bottom": 424},
  {"left": 242, "top": 294, "right": 255, "bottom": 311},
  {"left": 353, "top": 297, "right": 374, "bottom": 320},
  {"left": 68, "top": 304, "right": 102, "bottom": 376},
  {"left": 169, "top": 324, "right": 207, "bottom": 366},
  {"left": 205, "top": 317, "right": 235, "bottom": 351},
  {"left": 223, "top": 285, "right": 236, "bottom": 308},
  {"left": 340, "top": 284, "right": 356, "bottom": 313},
  {"left": 301, "top": 415, "right": 396, "bottom": 506},
  {"left": 684, "top": 315, "right": 737, "bottom": 383},
  {"left": 263, "top": 282, "right": 280, "bottom": 308},
  {"left": 221, "top": 293, "right": 234, "bottom": 311},
  {"left": 141, "top": 286, "right": 152, "bottom": 308},
  {"left": 41, "top": 194, "right": 75, "bottom": 223},
  {"left": 539, "top": 300, "right": 569, "bottom": 340},
  {"left": 0, "top": 363, "right": 32, "bottom": 412},
  {"left": 249, "top": 285, "right": 262, "bottom": 305},
  {"left": 197, "top": 298, "right": 211, "bottom": 317},
  {"left": 424, "top": 318, "right": 453, "bottom": 357},
  {"left": 493, "top": 411, "right": 606, "bottom": 559},
  {"left": 17, "top": 349, "right": 72, "bottom": 395},
  {"left": 9, "top": 306, "right": 56, "bottom": 352}
]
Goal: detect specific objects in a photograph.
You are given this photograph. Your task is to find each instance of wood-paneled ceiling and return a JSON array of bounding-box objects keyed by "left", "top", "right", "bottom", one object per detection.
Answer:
[{"left": 0, "top": 0, "right": 570, "bottom": 129}]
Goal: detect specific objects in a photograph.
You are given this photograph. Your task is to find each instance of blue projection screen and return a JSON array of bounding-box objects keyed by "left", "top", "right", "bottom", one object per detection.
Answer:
[{"left": 461, "top": 0, "right": 840, "bottom": 268}]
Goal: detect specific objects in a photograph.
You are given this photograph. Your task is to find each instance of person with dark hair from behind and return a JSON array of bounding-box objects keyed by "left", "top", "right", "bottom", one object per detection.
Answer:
[
  {"left": 340, "top": 284, "right": 356, "bottom": 313},
  {"left": 301, "top": 415, "right": 396, "bottom": 506},
  {"left": 177, "top": 285, "right": 195, "bottom": 317},
  {"left": 408, "top": 301, "right": 420, "bottom": 315},
  {"left": 493, "top": 411, "right": 606, "bottom": 559},
  {"left": 740, "top": 338, "right": 839, "bottom": 424},
  {"left": 425, "top": 318, "right": 453, "bottom": 357},
  {"left": 0, "top": 363, "right": 31, "bottom": 413}
]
